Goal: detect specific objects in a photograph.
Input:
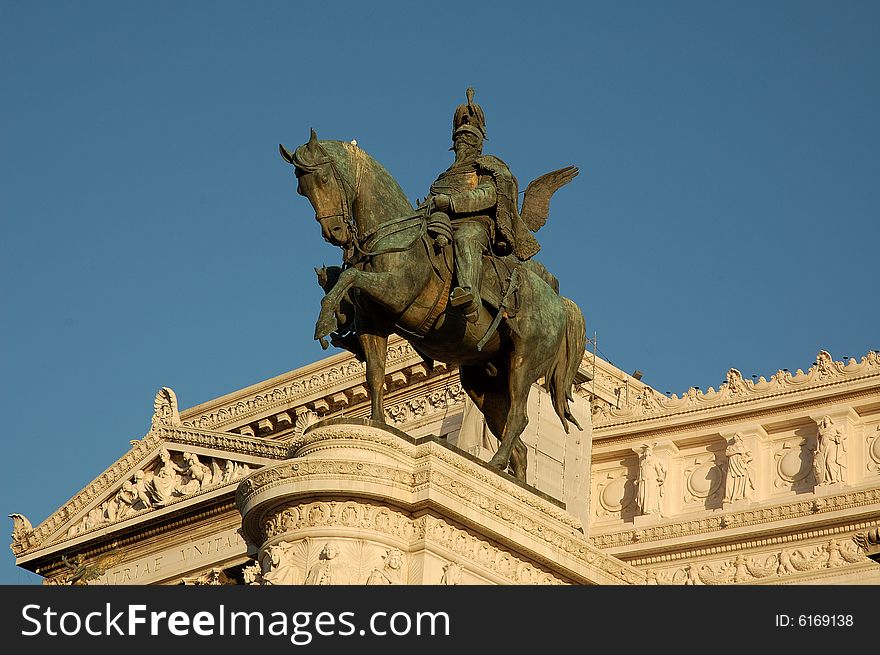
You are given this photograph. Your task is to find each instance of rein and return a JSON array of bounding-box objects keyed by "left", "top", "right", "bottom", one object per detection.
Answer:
[{"left": 305, "top": 140, "right": 426, "bottom": 265}]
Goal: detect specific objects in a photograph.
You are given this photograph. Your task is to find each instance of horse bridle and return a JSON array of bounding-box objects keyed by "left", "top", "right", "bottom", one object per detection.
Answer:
[
  {"left": 307, "top": 141, "right": 427, "bottom": 265},
  {"left": 309, "top": 141, "right": 362, "bottom": 246}
]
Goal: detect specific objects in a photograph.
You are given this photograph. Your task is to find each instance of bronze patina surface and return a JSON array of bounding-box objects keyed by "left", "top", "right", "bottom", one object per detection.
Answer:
[{"left": 280, "top": 89, "right": 584, "bottom": 480}]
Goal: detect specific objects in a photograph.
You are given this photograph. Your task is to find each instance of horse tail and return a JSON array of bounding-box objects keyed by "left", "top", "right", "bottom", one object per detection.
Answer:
[{"left": 544, "top": 296, "right": 586, "bottom": 432}]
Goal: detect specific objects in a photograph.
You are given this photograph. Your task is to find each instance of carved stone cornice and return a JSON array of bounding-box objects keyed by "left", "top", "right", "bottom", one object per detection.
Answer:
[
  {"left": 629, "top": 519, "right": 880, "bottom": 566},
  {"left": 237, "top": 420, "right": 644, "bottom": 585},
  {"left": 591, "top": 485, "right": 880, "bottom": 550},
  {"left": 259, "top": 499, "right": 570, "bottom": 585},
  {"left": 179, "top": 338, "right": 424, "bottom": 431},
  {"left": 592, "top": 350, "right": 880, "bottom": 431}
]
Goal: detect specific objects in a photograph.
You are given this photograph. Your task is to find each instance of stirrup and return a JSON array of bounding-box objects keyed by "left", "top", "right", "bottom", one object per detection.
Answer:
[{"left": 449, "top": 287, "right": 474, "bottom": 307}]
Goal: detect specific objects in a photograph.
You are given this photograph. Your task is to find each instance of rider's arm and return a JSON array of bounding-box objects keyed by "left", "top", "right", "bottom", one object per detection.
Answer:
[{"left": 448, "top": 178, "right": 496, "bottom": 214}]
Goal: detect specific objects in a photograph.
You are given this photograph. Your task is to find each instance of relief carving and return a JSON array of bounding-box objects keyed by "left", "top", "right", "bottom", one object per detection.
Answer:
[
  {"left": 152, "top": 387, "right": 181, "bottom": 429},
  {"left": 305, "top": 542, "right": 352, "bottom": 585},
  {"left": 684, "top": 455, "right": 723, "bottom": 505},
  {"left": 242, "top": 562, "right": 263, "bottom": 585},
  {"left": 723, "top": 434, "right": 754, "bottom": 503},
  {"left": 66, "top": 449, "right": 258, "bottom": 537},
  {"left": 593, "top": 349, "right": 880, "bottom": 426},
  {"left": 595, "top": 470, "right": 636, "bottom": 518},
  {"left": 655, "top": 539, "right": 867, "bottom": 585},
  {"left": 813, "top": 416, "right": 847, "bottom": 485},
  {"left": 636, "top": 444, "right": 666, "bottom": 516},
  {"left": 262, "top": 541, "right": 303, "bottom": 585},
  {"left": 365, "top": 547, "right": 405, "bottom": 585},
  {"left": 774, "top": 439, "right": 813, "bottom": 489},
  {"left": 440, "top": 561, "right": 463, "bottom": 585},
  {"left": 867, "top": 426, "right": 880, "bottom": 474}
]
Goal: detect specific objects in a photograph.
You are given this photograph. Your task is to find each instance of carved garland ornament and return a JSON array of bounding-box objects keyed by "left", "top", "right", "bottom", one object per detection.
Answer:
[{"left": 645, "top": 538, "right": 867, "bottom": 585}]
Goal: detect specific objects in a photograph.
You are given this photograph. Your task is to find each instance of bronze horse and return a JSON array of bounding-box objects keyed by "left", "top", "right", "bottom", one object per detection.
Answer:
[{"left": 281, "top": 130, "right": 585, "bottom": 480}]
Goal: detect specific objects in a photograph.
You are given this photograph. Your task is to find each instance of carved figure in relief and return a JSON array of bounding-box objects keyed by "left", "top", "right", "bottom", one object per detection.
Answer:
[
  {"left": 106, "top": 480, "right": 138, "bottom": 521},
  {"left": 177, "top": 452, "right": 212, "bottom": 495},
  {"left": 683, "top": 564, "right": 702, "bottom": 585},
  {"left": 636, "top": 444, "right": 666, "bottom": 516},
  {"left": 146, "top": 448, "right": 186, "bottom": 505},
  {"left": 242, "top": 562, "right": 263, "bottom": 585},
  {"left": 305, "top": 542, "right": 349, "bottom": 585},
  {"left": 152, "top": 386, "right": 181, "bottom": 428},
  {"left": 190, "top": 568, "right": 231, "bottom": 585},
  {"left": 262, "top": 542, "right": 303, "bottom": 585},
  {"left": 366, "top": 547, "right": 404, "bottom": 585},
  {"left": 9, "top": 513, "right": 33, "bottom": 547},
  {"left": 132, "top": 470, "right": 153, "bottom": 509},
  {"left": 61, "top": 548, "right": 124, "bottom": 585},
  {"left": 440, "top": 561, "right": 462, "bottom": 585},
  {"left": 723, "top": 434, "right": 755, "bottom": 502},
  {"left": 814, "top": 416, "right": 847, "bottom": 484}
]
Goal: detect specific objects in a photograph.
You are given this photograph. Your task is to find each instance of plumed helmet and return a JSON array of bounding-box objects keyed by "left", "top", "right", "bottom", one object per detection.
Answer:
[
  {"left": 452, "top": 123, "right": 485, "bottom": 148},
  {"left": 452, "top": 87, "right": 487, "bottom": 140}
]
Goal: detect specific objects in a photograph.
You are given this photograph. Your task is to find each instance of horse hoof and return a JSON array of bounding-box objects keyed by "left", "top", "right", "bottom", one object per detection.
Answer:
[
  {"left": 314, "top": 316, "right": 338, "bottom": 341},
  {"left": 487, "top": 454, "right": 508, "bottom": 471}
]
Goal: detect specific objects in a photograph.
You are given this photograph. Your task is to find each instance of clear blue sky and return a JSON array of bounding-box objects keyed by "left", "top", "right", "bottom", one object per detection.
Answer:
[{"left": 2, "top": 1, "right": 877, "bottom": 583}]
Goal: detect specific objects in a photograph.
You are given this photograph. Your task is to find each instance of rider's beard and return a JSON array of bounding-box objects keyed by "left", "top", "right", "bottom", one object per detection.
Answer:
[{"left": 453, "top": 143, "right": 479, "bottom": 165}]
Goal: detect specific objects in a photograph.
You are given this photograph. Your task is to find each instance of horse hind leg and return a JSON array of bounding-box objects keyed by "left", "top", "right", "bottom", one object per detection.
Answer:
[
  {"left": 486, "top": 361, "right": 532, "bottom": 481},
  {"left": 461, "top": 362, "right": 530, "bottom": 482},
  {"left": 509, "top": 436, "right": 528, "bottom": 481}
]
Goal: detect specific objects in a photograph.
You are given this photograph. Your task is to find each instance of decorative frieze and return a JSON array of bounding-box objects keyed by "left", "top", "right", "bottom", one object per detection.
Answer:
[
  {"left": 253, "top": 500, "right": 565, "bottom": 585},
  {"left": 591, "top": 486, "right": 880, "bottom": 549},
  {"left": 644, "top": 537, "right": 868, "bottom": 585}
]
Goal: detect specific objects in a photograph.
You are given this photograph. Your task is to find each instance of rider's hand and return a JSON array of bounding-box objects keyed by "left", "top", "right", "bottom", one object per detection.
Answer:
[{"left": 433, "top": 194, "right": 450, "bottom": 211}]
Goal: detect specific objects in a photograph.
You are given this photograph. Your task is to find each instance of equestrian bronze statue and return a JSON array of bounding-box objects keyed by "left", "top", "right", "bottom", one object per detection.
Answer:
[{"left": 280, "top": 89, "right": 585, "bottom": 481}]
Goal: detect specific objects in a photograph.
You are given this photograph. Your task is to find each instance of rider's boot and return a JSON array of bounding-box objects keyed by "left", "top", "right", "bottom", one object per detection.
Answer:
[{"left": 450, "top": 239, "right": 482, "bottom": 323}]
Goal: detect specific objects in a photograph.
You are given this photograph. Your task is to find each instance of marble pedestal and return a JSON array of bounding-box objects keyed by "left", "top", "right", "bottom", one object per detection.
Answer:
[{"left": 236, "top": 419, "right": 643, "bottom": 585}]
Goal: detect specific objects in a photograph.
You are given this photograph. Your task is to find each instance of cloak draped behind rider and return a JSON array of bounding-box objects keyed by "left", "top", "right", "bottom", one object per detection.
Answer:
[{"left": 474, "top": 155, "right": 541, "bottom": 261}]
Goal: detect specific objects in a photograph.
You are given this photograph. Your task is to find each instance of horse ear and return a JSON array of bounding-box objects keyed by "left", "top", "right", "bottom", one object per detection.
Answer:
[
  {"left": 279, "top": 143, "right": 294, "bottom": 164},
  {"left": 307, "top": 128, "right": 320, "bottom": 155}
]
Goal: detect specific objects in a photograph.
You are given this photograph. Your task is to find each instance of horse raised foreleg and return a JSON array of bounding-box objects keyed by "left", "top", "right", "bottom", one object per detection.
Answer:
[{"left": 315, "top": 268, "right": 400, "bottom": 345}]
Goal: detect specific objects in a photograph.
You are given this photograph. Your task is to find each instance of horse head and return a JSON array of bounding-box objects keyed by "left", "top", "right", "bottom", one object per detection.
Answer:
[{"left": 280, "top": 129, "right": 354, "bottom": 249}]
